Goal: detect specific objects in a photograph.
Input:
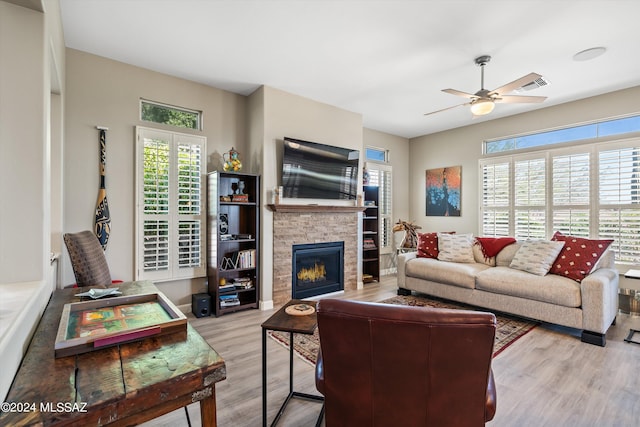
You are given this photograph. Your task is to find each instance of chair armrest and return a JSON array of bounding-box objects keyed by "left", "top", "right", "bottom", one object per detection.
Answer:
[
  {"left": 485, "top": 368, "right": 497, "bottom": 421},
  {"left": 315, "top": 347, "right": 325, "bottom": 395}
]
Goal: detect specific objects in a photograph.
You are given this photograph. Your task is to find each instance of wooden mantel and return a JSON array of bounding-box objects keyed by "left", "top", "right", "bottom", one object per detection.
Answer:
[{"left": 267, "top": 204, "right": 366, "bottom": 213}]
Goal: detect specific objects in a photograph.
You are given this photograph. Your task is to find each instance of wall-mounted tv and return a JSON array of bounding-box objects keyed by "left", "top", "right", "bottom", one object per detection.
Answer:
[{"left": 282, "top": 137, "right": 360, "bottom": 200}]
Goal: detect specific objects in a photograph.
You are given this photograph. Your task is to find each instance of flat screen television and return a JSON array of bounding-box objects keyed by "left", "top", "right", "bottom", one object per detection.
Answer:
[{"left": 282, "top": 137, "right": 360, "bottom": 200}]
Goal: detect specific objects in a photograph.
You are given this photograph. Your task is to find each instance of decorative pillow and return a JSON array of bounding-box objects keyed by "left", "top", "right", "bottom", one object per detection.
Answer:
[
  {"left": 509, "top": 240, "right": 565, "bottom": 276},
  {"left": 437, "top": 233, "right": 475, "bottom": 263},
  {"left": 549, "top": 231, "right": 614, "bottom": 282},
  {"left": 417, "top": 232, "right": 439, "bottom": 259}
]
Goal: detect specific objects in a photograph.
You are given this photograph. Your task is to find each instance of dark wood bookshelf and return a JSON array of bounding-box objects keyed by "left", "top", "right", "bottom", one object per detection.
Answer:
[{"left": 207, "top": 171, "right": 260, "bottom": 316}]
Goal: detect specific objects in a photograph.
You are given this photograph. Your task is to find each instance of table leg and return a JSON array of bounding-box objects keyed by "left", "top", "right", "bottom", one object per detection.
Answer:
[
  {"left": 200, "top": 386, "right": 217, "bottom": 427},
  {"left": 262, "top": 327, "right": 267, "bottom": 427},
  {"left": 289, "top": 331, "right": 294, "bottom": 394}
]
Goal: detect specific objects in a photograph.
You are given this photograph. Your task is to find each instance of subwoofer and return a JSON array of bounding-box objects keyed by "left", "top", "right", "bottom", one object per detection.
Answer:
[{"left": 192, "top": 293, "right": 211, "bottom": 318}]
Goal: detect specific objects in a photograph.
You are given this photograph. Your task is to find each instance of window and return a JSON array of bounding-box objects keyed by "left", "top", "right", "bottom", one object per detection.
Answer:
[
  {"left": 140, "top": 99, "right": 202, "bottom": 130},
  {"left": 365, "top": 148, "right": 392, "bottom": 254},
  {"left": 135, "top": 126, "right": 206, "bottom": 281},
  {"left": 485, "top": 114, "right": 640, "bottom": 154},
  {"left": 480, "top": 137, "right": 640, "bottom": 265}
]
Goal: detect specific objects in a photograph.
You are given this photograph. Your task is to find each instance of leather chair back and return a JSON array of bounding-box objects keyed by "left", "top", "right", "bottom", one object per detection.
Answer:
[{"left": 315, "top": 298, "right": 497, "bottom": 427}]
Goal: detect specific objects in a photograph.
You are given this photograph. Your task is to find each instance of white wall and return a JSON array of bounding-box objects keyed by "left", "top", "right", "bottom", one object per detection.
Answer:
[
  {"left": 0, "top": 2, "right": 46, "bottom": 283},
  {"left": 0, "top": 0, "right": 65, "bottom": 401},
  {"left": 409, "top": 85, "right": 640, "bottom": 235},
  {"left": 64, "top": 49, "right": 247, "bottom": 305}
]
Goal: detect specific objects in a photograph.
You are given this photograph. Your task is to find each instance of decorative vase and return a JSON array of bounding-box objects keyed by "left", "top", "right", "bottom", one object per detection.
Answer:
[{"left": 223, "top": 147, "right": 242, "bottom": 172}]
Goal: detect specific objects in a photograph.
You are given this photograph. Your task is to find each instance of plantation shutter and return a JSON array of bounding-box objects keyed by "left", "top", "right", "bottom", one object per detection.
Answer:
[
  {"left": 599, "top": 145, "right": 640, "bottom": 263},
  {"left": 136, "top": 126, "right": 206, "bottom": 281},
  {"left": 514, "top": 157, "right": 546, "bottom": 239},
  {"left": 367, "top": 163, "right": 393, "bottom": 254},
  {"left": 552, "top": 152, "right": 590, "bottom": 237},
  {"left": 481, "top": 161, "right": 510, "bottom": 236}
]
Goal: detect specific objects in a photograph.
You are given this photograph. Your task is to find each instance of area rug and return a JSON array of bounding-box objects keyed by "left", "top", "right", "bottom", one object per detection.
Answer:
[{"left": 268, "top": 295, "right": 538, "bottom": 366}]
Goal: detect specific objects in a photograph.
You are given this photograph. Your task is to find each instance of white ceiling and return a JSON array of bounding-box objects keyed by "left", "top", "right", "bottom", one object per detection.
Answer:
[{"left": 59, "top": 0, "right": 640, "bottom": 139}]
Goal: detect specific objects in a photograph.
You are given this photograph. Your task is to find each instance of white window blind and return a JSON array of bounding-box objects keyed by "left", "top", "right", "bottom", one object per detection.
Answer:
[
  {"left": 136, "top": 126, "right": 206, "bottom": 281},
  {"left": 367, "top": 162, "right": 393, "bottom": 254},
  {"left": 481, "top": 161, "right": 510, "bottom": 236},
  {"left": 598, "top": 145, "right": 640, "bottom": 263},
  {"left": 480, "top": 137, "right": 640, "bottom": 265},
  {"left": 514, "top": 158, "right": 546, "bottom": 239},
  {"left": 552, "top": 153, "right": 590, "bottom": 237}
]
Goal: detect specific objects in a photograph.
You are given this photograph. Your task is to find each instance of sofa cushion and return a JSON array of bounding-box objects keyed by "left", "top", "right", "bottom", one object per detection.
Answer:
[
  {"left": 509, "top": 240, "right": 565, "bottom": 276},
  {"left": 476, "top": 267, "right": 582, "bottom": 308},
  {"left": 549, "top": 231, "right": 614, "bottom": 282},
  {"left": 405, "top": 257, "right": 490, "bottom": 289},
  {"left": 495, "top": 242, "right": 521, "bottom": 266},
  {"left": 437, "top": 233, "right": 475, "bottom": 263}
]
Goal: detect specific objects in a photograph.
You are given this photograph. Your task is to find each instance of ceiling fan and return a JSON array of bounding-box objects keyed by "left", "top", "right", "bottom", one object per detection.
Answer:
[{"left": 425, "top": 55, "right": 547, "bottom": 117}]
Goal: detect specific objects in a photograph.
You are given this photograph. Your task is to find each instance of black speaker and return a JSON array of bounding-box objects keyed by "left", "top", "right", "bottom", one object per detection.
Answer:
[{"left": 192, "top": 293, "right": 211, "bottom": 318}]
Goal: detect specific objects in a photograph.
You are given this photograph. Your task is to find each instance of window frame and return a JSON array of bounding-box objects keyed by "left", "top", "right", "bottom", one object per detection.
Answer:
[
  {"left": 479, "top": 135, "right": 640, "bottom": 266},
  {"left": 140, "top": 98, "right": 203, "bottom": 131},
  {"left": 135, "top": 126, "right": 207, "bottom": 282}
]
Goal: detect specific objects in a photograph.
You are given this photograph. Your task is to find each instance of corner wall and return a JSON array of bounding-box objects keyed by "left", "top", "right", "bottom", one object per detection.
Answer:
[
  {"left": 409, "top": 85, "right": 640, "bottom": 235},
  {"left": 64, "top": 49, "right": 247, "bottom": 305},
  {"left": 248, "top": 86, "right": 364, "bottom": 308}
]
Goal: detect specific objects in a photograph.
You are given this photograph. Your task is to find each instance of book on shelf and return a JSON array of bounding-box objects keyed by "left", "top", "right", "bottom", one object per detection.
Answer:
[
  {"left": 220, "top": 298, "right": 240, "bottom": 307},
  {"left": 231, "top": 194, "right": 249, "bottom": 203},
  {"left": 230, "top": 277, "right": 253, "bottom": 289},
  {"left": 363, "top": 238, "right": 377, "bottom": 249},
  {"left": 219, "top": 283, "right": 236, "bottom": 291},
  {"left": 219, "top": 293, "right": 240, "bottom": 307}
]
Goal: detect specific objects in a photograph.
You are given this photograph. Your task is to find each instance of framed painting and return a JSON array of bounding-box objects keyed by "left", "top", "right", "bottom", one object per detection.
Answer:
[
  {"left": 425, "top": 166, "right": 461, "bottom": 216},
  {"left": 54, "top": 292, "right": 187, "bottom": 358}
]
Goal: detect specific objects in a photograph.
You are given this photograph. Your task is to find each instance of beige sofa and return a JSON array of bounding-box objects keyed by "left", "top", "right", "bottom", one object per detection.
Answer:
[{"left": 397, "top": 242, "right": 619, "bottom": 346}]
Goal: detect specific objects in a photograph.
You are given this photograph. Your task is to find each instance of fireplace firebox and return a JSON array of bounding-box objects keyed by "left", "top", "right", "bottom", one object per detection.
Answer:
[{"left": 292, "top": 241, "right": 344, "bottom": 299}]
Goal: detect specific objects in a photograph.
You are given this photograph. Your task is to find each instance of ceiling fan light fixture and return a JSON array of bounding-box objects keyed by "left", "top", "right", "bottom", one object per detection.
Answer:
[{"left": 470, "top": 99, "right": 495, "bottom": 116}]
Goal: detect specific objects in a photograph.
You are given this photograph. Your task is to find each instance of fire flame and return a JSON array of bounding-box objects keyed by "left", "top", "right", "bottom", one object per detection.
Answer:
[{"left": 297, "top": 262, "right": 326, "bottom": 282}]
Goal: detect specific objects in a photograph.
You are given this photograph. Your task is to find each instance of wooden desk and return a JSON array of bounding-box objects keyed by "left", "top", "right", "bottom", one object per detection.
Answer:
[{"left": 0, "top": 281, "right": 226, "bottom": 427}]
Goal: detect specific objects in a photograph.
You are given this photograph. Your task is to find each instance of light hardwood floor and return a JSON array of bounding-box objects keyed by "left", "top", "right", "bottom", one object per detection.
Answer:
[{"left": 143, "top": 275, "right": 640, "bottom": 427}]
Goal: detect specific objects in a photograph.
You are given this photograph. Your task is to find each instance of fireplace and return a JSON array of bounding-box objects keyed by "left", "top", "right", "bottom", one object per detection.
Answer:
[{"left": 292, "top": 241, "right": 344, "bottom": 299}]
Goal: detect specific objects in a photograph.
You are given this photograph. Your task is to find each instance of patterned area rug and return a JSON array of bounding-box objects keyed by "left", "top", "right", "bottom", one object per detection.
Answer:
[{"left": 268, "top": 294, "right": 538, "bottom": 366}]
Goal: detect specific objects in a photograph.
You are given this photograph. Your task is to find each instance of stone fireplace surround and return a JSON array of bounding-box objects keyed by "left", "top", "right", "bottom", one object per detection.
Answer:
[{"left": 271, "top": 205, "right": 361, "bottom": 308}]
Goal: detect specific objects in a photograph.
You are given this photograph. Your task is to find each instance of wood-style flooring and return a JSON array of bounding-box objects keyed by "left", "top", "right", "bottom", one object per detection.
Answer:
[{"left": 142, "top": 275, "right": 640, "bottom": 427}]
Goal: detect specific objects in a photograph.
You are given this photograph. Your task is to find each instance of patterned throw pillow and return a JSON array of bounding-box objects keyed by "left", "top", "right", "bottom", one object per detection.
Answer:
[
  {"left": 509, "top": 240, "right": 565, "bottom": 276},
  {"left": 437, "top": 233, "right": 475, "bottom": 263},
  {"left": 549, "top": 231, "right": 614, "bottom": 282},
  {"left": 417, "top": 232, "right": 439, "bottom": 258}
]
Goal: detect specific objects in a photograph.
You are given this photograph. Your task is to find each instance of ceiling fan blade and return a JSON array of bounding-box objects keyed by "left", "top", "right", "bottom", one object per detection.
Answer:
[
  {"left": 424, "top": 102, "right": 470, "bottom": 116},
  {"left": 442, "top": 88, "right": 477, "bottom": 99},
  {"left": 490, "top": 72, "right": 543, "bottom": 95},
  {"left": 495, "top": 95, "right": 547, "bottom": 104}
]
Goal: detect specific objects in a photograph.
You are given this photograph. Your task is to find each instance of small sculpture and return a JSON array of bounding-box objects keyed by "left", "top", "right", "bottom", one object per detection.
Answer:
[
  {"left": 223, "top": 147, "right": 242, "bottom": 172},
  {"left": 393, "top": 219, "right": 422, "bottom": 249}
]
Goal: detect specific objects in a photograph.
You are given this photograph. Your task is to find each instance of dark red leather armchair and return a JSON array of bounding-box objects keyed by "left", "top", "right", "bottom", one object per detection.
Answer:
[{"left": 315, "top": 299, "right": 497, "bottom": 426}]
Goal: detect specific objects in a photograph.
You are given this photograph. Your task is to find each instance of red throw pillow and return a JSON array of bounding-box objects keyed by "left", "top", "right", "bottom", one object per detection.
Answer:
[
  {"left": 550, "top": 231, "right": 613, "bottom": 282},
  {"left": 417, "top": 232, "right": 440, "bottom": 258}
]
